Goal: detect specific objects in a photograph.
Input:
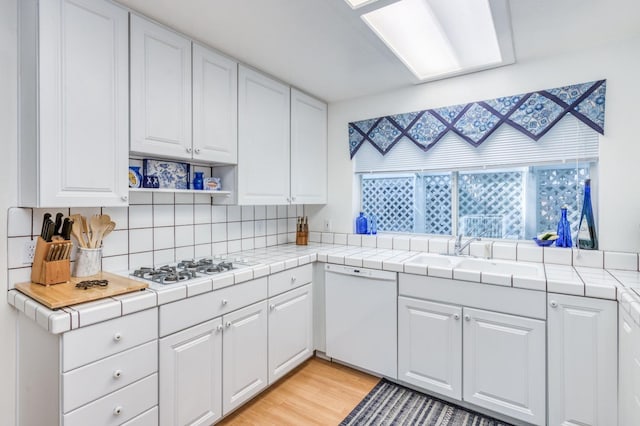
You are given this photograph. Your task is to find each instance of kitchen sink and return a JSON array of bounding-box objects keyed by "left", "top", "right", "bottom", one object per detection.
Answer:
[
  {"left": 455, "top": 258, "right": 544, "bottom": 278},
  {"left": 404, "top": 253, "right": 460, "bottom": 268}
]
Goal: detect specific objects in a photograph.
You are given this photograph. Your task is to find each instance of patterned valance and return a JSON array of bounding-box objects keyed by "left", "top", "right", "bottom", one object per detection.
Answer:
[{"left": 348, "top": 80, "right": 606, "bottom": 158}]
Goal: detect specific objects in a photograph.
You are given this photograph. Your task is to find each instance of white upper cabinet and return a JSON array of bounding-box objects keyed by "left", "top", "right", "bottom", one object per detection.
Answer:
[
  {"left": 238, "top": 66, "right": 291, "bottom": 205},
  {"left": 290, "top": 89, "right": 327, "bottom": 204},
  {"left": 193, "top": 44, "right": 238, "bottom": 164},
  {"left": 130, "top": 15, "right": 192, "bottom": 160},
  {"left": 19, "top": 0, "right": 129, "bottom": 207}
]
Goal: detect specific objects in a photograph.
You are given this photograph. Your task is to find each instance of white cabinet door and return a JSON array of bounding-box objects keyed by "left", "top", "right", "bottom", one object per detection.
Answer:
[
  {"left": 159, "top": 318, "right": 222, "bottom": 426},
  {"left": 31, "top": 0, "right": 129, "bottom": 207},
  {"left": 463, "top": 307, "right": 546, "bottom": 425},
  {"left": 222, "top": 301, "right": 268, "bottom": 415},
  {"left": 620, "top": 309, "right": 640, "bottom": 426},
  {"left": 238, "top": 66, "right": 290, "bottom": 205},
  {"left": 130, "top": 15, "right": 192, "bottom": 160},
  {"left": 193, "top": 44, "right": 238, "bottom": 164},
  {"left": 290, "top": 89, "right": 327, "bottom": 205},
  {"left": 398, "top": 297, "right": 462, "bottom": 400},
  {"left": 548, "top": 293, "right": 617, "bottom": 426},
  {"left": 268, "top": 284, "right": 313, "bottom": 384}
]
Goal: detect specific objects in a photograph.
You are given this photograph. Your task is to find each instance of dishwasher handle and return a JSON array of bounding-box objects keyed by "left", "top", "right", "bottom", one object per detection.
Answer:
[{"left": 325, "top": 263, "right": 396, "bottom": 281}]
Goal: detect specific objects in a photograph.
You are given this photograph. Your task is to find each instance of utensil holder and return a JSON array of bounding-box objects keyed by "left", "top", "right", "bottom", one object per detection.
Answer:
[
  {"left": 73, "top": 247, "right": 102, "bottom": 277},
  {"left": 296, "top": 230, "right": 308, "bottom": 245},
  {"left": 31, "top": 237, "right": 71, "bottom": 286}
]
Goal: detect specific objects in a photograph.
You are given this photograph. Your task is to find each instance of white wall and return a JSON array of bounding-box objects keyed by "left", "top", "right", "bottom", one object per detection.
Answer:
[
  {"left": 309, "top": 35, "right": 640, "bottom": 253},
  {"left": 0, "top": 0, "right": 18, "bottom": 424}
]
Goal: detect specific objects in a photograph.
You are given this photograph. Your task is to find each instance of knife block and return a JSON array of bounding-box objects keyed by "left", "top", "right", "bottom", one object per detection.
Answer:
[{"left": 31, "top": 237, "right": 71, "bottom": 286}]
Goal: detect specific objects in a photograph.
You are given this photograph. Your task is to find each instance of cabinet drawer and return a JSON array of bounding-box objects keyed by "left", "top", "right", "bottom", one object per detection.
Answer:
[
  {"left": 64, "top": 374, "right": 158, "bottom": 426},
  {"left": 63, "top": 308, "right": 158, "bottom": 372},
  {"left": 160, "top": 277, "right": 267, "bottom": 336},
  {"left": 268, "top": 264, "right": 312, "bottom": 297},
  {"left": 63, "top": 341, "right": 158, "bottom": 413},
  {"left": 121, "top": 406, "right": 158, "bottom": 426}
]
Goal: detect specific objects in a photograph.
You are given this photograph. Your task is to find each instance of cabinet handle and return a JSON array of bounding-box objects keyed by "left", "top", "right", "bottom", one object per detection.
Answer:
[
  {"left": 453, "top": 313, "right": 460, "bottom": 320},
  {"left": 113, "top": 332, "right": 122, "bottom": 342},
  {"left": 225, "top": 321, "right": 232, "bottom": 328},
  {"left": 194, "top": 148, "right": 201, "bottom": 154},
  {"left": 270, "top": 304, "right": 275, "bottom": 311},
  {"left": 216, "top": 324, "right": 223, "bottom": 332},
  {"left": 550, "top": 300, "right": 558, "bottom": 308},
  {"left": 291, "top": 196, "right": 296, "bottom": 202},
  {"left": 113, "top": 406, "right": 122, "bottom": 416},
  {"left": 286, "top": 197, "right": 291, "bottom": 203},
  {"left": 186, "top": 147, "right": 192, "bottom": 153},
  {"left": 291, "top": 276, "right": 296, "bottom": 283},
  {"left": 113, "top": 370, "right": 122, "bottom": 379},
  {"left": 221, "top": 299, "right": 228, "bottom": 306},
  {"left": 120, "top": 195, "right": 128, "bottom": 202},
  {"left": 464, "top": 315, "right": 471, "bottom": 322}
]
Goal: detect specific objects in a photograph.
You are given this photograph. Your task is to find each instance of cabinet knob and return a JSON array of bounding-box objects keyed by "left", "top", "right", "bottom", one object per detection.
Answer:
[
  {"left": 221, "top": 299, "right": 228, "bottom": 306},
  {"left": 216, "top": 324, "right": 223, "bottom": 332},
  {"left": 113, "top": 332, "right": 122, "bottom": 342},
  {"left": 113, "top": 406, "right": 122, "bottom": 416},
  {"left": 464, "top": 315, "right": 471, "bottom": 322},
  {"left": 121, "top": 195, "right": 128, "bottom": 202},
  {"left": 291, "top": 196, "right": 296, "bottom": 202},
  {"left": 453, "top": 313, "right": 460, "bottom": 320},
  {"left": 270, "top": 304, "right": 276, "bottom": 311},
  {"left": 291, "top": 276, "right": 296, "bottom": 283},
  {"left": 225, "top": 321, "right": 232, "bottom": 328},
  {"left": 186, "top": 147, "right": 192, "bottom": 153},
  {"left": 113, "top": 370, "right": 122, "bottom": 379},
  {"left": 194, "top": 148, "right": 201, "bottom": 154},
  {"left": 286, "top": 197, "right": 291, "bottom": 203},
  {"left": 550, "top": 300, "right": 558, "bottom": 308}
]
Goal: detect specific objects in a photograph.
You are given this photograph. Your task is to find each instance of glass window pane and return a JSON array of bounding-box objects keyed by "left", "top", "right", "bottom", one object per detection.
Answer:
[
  {"left": 534, "top": 165, "right": 589, "bottom": 239},
  {"left": 423, "top": 173, "right": 452, "bottom": 235},
  {"left": 458, "top": 170, "right": 524, "bottom": 239},
  {"left": 361, "top": 175, "right": 415, "bottom": 232}
]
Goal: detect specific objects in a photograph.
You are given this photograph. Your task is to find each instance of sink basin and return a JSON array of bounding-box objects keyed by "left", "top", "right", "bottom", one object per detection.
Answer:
[
  {"left": 455, "top": 258, "right": 544, "bottom": 278},
  {"left": 404, "top": 253, "right": 458, "bottom": 268}
]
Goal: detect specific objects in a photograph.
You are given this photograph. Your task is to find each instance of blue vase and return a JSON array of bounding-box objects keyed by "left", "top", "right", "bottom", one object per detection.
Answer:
[
  {"left": 355, "top": 212, "right": 368, "bottom": 234},
  {"left": 556, "top": 206, "right": 572, "bottom": 247},
  {"left": 193, "top": 172, "right": 204, "bottom": 190},
  {"left": 128, "top": 166, "right": 142, "bottom": 188},
  {"left": 369, "top": 214, "right": 377, "bottom": 235}
]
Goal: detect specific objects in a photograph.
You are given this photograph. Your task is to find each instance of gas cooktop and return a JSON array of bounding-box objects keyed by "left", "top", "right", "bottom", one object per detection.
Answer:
[{"left": 131, "top": 257, "right": 253, "bottom": 285}]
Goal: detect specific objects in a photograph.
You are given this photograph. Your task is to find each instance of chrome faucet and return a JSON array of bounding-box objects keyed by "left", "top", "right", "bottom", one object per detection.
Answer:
[{"left": 454, "top": 233, "right": 482, "bottom": 256}]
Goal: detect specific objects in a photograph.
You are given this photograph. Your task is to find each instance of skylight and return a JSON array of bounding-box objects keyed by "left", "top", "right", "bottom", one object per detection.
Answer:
[
  {"left": 345, "top": 0, "right": 378, "bottom": 9},
  {"left": 359, "top": 0, "right": 510, "bottom": 81}
]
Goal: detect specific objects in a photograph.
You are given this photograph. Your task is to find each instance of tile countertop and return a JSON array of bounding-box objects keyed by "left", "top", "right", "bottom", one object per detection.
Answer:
[{"left": 8, "top": 242, "right": 640, "bottom": 334}]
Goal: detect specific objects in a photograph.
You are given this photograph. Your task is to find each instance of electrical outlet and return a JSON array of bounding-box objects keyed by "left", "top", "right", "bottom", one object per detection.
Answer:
[
  {"left": 23, "top": 240, "right": 36, "bottom": 264},
  {"left": 324, "top": 219, "right": 332, "bottom": 232}
]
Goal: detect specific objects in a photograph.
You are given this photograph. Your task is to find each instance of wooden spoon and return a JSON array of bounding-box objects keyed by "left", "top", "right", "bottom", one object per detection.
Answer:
[
  {"left": 89, "top": 214, "right": 112, "bottom": 248},
  {"left": 69, "top": 214, "right": 88, "bottom": 248},
  {"left": 95, "top": 221, "right": 116, "bottom": 248}
]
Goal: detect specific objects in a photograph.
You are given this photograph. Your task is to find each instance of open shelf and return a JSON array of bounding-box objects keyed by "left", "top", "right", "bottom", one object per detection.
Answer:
[{"left": 129, "top": 188, "right": 231, "bottom": 197}]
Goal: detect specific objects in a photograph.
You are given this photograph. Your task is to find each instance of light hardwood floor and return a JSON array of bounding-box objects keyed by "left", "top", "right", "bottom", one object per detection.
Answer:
[{"left": 217, "top": 357, "right": 380, "bottom": 425}]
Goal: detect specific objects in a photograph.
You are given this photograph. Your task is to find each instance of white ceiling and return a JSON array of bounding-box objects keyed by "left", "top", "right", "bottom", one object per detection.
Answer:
[{"left": 116, "top": 0, "right": 640, "bottom": 103}]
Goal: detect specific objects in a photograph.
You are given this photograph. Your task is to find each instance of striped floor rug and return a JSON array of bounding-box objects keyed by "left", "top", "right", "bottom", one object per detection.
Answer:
[{"left": 341, "top": 379, "right": 513, "bottom": 426}]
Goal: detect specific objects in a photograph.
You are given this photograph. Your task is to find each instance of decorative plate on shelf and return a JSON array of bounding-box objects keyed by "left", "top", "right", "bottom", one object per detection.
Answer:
[{"left": 143, "top": 159, "right": 190, "bottom": 189}]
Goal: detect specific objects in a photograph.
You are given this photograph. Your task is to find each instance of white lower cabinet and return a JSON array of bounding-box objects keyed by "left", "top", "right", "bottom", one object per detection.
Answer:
[
  {"left": 268, "top": 284, "right": 314, "bottom": 383},
  {"left": 398, "top": 297, "right": 462, "bottom": 400},
  {"left": 159, "top": 318, "right": 223, "bottom": 426},
  {"left": 620, "top": 308, "right": 640, "bottom": 426},
  {"left": 222, "top": 301, "right": 269, "bottom": 415},
  {"left": 463, "top": 307, "right": 545, "bottom": 425},
  {"left": 547, "top": 293, "right": 617, "bottom": 426},
  {"left": 397, "top": 279, "right": 546, "bottom": 425}
]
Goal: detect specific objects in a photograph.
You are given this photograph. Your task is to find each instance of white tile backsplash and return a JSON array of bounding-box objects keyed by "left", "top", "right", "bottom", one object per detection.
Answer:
[
  {"left": 174, "top": 204, "right": 194, "bottom": 226},
  {"left": 277, "top": 205, "right": 288, "bottom": 218},
  {"left": 227, "top": 206, "right": 241, "bottom": 222},
  {"left": 175, "top": 225, "right": 195, "bottom": 247},
  {"left": 254, "top": 205, "right": 266, "bottom": 220},
  {"left": 194, "top": 224, "right": 212, "bottom": 245},
  {"left": 175, "top": 246, "right": 195, "bottom": 261},
  {"left": 241, "top": 206, "right": 254, "bottom": 221},
  {"left": 242, "top": 221, "right": 255, "bottom": 239},
  {"left": 194, "top": 204, "right": 211, "bottom": 224},
  {"left": 227, "top": 222, "right": 241, "bottom": 240},
  {"left": 605, "top": 251, "right": 638, "bottom": 271},
  {"left": 573, "top": 250, "right": 604, "bottom": 268},
  {"left": 8, "top": 208, "right": 32, "bottom": 237},
  {"left": 212, "top": 223, "right": 227, "bottom": 243},
  {"left": 153, "top": 205, "right": 174, "bottom": 227},
  {"left": 102, "top": 207, "right": 128, "bottom": 230},
  {"left": 543, "top": 247, "right": 573, "bottom": 265},
  {"left": 211, "top": 205, "right": 227, "bottom": 223},
  {"left": 129, "top": 205, "right": 153, "bottom": 229},
  {"left": 8, "top": 236, "right": 32, "bottom": 269},
  {"left": 154, "top": 248, "right": 175, "bottom": 266},
  {"left": 492, "top": 242, "right": 517, "bottom": 260},
  {"left": 101, "top": 229, "right": 128, "bottom": 257},
  {"left": 129, "top": 228, "right": 153, "bottom": 253},
  {"left": 153, "top": 192, "right": 174, "bottom": 205},
  {"left": 153, "top": 227, "right": 174, "bottom": 250}
]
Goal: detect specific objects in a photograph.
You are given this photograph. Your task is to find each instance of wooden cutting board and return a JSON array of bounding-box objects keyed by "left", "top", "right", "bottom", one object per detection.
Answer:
[{"left": 15, "top": 271, "right": 149, "bottom": 309}]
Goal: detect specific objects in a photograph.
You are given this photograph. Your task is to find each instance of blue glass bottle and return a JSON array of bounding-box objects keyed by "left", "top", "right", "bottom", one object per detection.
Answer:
[
  {"left": 193, "top": 172, "right": 204, "bottom": 190},
  {"left": 355, "top": 212, "right": 368, "bottom": 234},
  {"left": 556, "top": 206, "right": 572, "bottom": 248},
  {"left": 577, "top": 179, "right": 598, "bottom": 249},
  {"left": 369, "top": 214, "right": 377, "bottom": 235}
]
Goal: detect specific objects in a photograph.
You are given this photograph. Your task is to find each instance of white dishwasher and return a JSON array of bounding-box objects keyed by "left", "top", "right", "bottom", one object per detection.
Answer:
[{"left": 325, "top": 263, "right": 397, "bottom": 379}]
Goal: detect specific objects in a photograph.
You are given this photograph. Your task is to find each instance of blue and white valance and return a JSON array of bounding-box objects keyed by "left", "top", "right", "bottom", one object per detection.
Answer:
[{"left": 348, "top": 80, "right": 606, "bottom": 158}]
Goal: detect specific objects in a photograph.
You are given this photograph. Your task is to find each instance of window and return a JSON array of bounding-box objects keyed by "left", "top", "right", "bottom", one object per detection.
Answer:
[{"left": 360, "top": 162, "right": 591, "bottom": 239}]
